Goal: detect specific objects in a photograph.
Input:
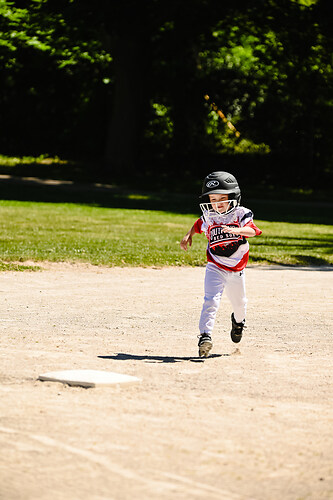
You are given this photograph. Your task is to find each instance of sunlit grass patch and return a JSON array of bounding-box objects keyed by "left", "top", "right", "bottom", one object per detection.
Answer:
[{"left": 0, "top": 200, "right": 332, "bottom": 269}]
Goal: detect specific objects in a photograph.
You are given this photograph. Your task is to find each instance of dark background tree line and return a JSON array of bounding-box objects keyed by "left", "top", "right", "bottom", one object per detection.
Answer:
[{"left": 0, "top": 0, "right": 332, "bottom": 192}]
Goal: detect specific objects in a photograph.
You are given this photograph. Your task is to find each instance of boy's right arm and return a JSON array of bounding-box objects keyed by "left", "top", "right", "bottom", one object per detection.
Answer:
[{"left": 180, "top": 225, "right": 196, "bottom": 251}]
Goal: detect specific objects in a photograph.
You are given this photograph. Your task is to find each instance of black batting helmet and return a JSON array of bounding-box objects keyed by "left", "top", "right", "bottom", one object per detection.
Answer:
[{"left": 200, "top": 171, "right": 241, "bottom": 205}]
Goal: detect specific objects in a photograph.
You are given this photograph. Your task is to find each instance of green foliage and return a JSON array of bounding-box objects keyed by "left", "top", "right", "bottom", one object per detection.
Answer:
[
  {"left": 0, "top": 0, "right": 332, "bottom": 185},
  {"left": 0, "top": 0, "right": 111, "bottom": 68},
  {"left": 0, "top": 153, "right": 67, "bottom": 166},
  {"left": 145, "top": 102, "right": 174, "bottom": 155},
  {"left": 196, "top": 0, "right": 333, "bottom": 171},
  {"left": 205, "top": 110, "right": 270, "bottom": 154},
  {"left": 0, "top": 0, "right": 112, "bottom": 156}
]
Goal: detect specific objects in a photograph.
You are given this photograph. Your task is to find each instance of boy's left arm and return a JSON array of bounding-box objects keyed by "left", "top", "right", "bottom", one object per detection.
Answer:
[{"left": 221, "top": 221, "right": 262, "bottom": 238}]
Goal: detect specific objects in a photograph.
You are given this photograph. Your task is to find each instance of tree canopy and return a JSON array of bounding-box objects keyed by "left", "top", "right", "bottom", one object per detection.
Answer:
[{"left": 0, "top": 0, "right": 332, "bottom": 188}]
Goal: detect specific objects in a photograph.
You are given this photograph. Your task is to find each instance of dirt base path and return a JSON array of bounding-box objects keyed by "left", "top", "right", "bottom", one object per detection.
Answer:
[{"left": 0, "top": 265, "right": 332, "bottom": 500}]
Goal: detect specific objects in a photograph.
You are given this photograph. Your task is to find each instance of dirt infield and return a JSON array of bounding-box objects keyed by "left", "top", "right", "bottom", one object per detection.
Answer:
[{"left": 0, "top": 264, "right": 332, "bottom": 500}]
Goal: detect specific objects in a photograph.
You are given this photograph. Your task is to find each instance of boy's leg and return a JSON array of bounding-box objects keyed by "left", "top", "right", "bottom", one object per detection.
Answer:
[
  {"left": 199, "top": 263, "right": 227, "bottom": 335},
  {"left": 225, "top": 270, "right": 248, "bottom": 342},
  {"left": 225, "top": 270, "right": 247, "bottom": 322}
]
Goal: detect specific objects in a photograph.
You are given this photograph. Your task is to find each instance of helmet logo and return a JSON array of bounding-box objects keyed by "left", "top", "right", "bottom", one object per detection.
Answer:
[{"left": 206, "top": 180, "right": 219, "bottom": 188}]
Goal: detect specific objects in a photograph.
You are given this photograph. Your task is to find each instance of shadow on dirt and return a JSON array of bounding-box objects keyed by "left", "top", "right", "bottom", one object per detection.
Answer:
[{"left": 98, "top": 353, "right": 227, "bottom": 363}]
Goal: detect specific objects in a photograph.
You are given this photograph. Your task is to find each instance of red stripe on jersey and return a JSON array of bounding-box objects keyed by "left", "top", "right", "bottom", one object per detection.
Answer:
[
  {"left": 244, "top": 220, "right": 262, "bottom": 236},
  {"left": 206, "top": 248, "right": 249, "bottom": 272},
  {"left": 194, "top": 218, "right": 203, "bottom": 233}
]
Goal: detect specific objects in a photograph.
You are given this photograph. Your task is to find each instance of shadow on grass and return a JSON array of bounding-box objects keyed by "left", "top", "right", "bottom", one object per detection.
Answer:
[
  {"left": 0, "top": 175, "right": 199, "bottom": 214},
  {"left": 98, "top": 353, "right": 226, "bottom": 363},
  {"left": 250, "top": 257, "right": 333, "bottom": 269},
  {"left": 247, "top": 198, "right": 333, "bottom": 225},
  {"left": 251, "top": 235, "right": 333, "bottom": 267},
  {"left": 1, "top": 174, "right": 333, "bottom": 224},
  {"left": 291, "top": 255, "right": 333, "bottom": 267}
]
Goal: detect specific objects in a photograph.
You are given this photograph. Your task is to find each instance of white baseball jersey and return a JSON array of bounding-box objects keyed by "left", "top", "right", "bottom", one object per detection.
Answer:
[{"left": 194, "top": 206, "right": 262, "bottom": 272}]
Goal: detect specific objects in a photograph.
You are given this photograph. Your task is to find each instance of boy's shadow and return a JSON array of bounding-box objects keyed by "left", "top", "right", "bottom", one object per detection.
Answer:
[{"left": 98, "top": 353, "right": 228, "bottom": 364}]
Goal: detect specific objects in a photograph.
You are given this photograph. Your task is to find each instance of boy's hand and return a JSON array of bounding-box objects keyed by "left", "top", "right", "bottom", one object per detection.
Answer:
[
  {"left": 221, "top": 225, "right": 238, "bottom": 234},
  {"left": 221, "top": 225, "right": 256, "bottom": 237},
  {"left": 180, "top": 233, "right": 192, "bottom": 251}
]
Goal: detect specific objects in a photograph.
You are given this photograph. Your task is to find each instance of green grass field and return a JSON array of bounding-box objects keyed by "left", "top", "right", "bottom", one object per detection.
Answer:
[{"left": 0, "top": 200, "right": 332, "bottom": 270}]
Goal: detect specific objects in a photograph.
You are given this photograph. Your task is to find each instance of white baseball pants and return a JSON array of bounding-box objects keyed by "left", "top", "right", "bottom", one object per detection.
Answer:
[{"left": 199, "top": 262, "right": 247, "bottom": 335}]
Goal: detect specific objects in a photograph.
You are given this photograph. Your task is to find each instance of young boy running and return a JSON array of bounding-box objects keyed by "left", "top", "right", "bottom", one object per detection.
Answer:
[{"left": 180, "top": 171, "right": 262, "bottom": 357}]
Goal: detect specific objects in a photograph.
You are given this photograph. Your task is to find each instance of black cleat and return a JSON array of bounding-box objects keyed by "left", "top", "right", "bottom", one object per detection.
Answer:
[
  {"left": 230, "top": 313, "right": 245, "bottom": 343},
  {"left": 198, "top": 333, "right": 213, "bottom": 358}
]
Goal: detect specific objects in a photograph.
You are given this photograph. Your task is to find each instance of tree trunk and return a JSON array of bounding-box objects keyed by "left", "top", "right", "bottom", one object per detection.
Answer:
[{"left": 104, "top": 29, "right": 149, "bottom": 176}]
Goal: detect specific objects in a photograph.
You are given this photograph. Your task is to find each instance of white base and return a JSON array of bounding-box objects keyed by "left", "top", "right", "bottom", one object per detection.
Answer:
[{"left": 38, "top": 369, "right": 141, "bottom": 388}]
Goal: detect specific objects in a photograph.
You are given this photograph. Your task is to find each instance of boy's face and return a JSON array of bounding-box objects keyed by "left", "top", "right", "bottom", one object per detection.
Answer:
[{"left": 209, "top": 194, "right": 229, "bottom": 213}]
